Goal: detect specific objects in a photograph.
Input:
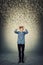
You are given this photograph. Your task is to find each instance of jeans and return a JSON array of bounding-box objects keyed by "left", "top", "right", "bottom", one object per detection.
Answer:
[{"left": 18, "top": 44, "right": 25, "bottom": 61}]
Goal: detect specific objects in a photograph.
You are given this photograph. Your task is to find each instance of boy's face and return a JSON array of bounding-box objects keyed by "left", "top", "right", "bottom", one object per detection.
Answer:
[{"left": 19, "top": 26, "right": 24, "bottom": 32}]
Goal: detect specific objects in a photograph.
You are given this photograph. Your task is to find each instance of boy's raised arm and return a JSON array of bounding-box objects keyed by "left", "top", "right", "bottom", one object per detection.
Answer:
[
  {"left": 23, "top": 29, "right": 28, "bottom": 34},
  {"left": 14, "top": 29, "right": 19, "bottom": 34}
]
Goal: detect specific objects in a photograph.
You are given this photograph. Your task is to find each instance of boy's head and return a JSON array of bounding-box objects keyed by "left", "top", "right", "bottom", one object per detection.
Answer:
[{"left": 19, "top": 26, "right": 24, "bottom": 32}]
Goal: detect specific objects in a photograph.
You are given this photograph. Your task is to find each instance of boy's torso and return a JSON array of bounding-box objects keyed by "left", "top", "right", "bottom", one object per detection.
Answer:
[{"left": 17, "top": 32, "right": 25, "bottom": 44}]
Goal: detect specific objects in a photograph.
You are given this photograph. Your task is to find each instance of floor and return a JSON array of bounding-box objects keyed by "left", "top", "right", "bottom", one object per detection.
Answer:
[{"left": 0, "top": 52, "right": 43, "bottom": 65}]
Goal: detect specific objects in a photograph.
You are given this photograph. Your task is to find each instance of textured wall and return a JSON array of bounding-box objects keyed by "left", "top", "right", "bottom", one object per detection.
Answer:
[{"left": 0, "top": 0, "right": 43, "bottom": 52}]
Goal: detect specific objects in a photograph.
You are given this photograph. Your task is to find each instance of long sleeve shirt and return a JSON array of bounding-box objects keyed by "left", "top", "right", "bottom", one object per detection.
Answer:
[{"left": 14, "top": 29, "right": 28, "bottom": 44}]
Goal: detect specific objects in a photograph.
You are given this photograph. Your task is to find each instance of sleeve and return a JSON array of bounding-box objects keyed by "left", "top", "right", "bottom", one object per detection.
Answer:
[
  {"left": 23, "top": 29, "right": 28, "bottom": 34},
  {"left": 14, "top": 29, "right": 19, "bottom": 34}
]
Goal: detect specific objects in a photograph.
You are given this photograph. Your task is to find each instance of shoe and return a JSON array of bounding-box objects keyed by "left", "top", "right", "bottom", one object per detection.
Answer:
[
  {"left": 18, "top": 61, "right": 21, "bottom": 63},
  {"left": 22, "top": 60, "right": 24, "bottom": 63}
]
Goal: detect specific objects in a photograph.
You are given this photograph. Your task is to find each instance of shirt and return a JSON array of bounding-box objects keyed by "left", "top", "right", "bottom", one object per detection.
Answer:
[{"left": 14, "top": 29, "right": 28, "bottom": 44}]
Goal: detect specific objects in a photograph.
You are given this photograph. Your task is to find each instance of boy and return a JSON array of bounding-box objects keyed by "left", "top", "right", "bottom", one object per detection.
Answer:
[{"left": 14, "top": 26, "right": 28, "bottom": 63}]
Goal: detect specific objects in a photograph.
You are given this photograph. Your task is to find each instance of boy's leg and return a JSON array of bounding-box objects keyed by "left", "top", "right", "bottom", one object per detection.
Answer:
[
  {"left": 21, "top": 44, "right": 25, "bottom": 62},
  {"left": 18, "top": 44, "right": 21, "bottom": 62}
]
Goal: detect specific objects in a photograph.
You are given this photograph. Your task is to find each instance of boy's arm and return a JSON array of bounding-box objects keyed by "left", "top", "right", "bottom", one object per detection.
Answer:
[
  {"left": 14, "top": 29, "right": 19, "bottom": 34},
  {"left": 23, "top": 29, "right": 28, "bottom": 34}
]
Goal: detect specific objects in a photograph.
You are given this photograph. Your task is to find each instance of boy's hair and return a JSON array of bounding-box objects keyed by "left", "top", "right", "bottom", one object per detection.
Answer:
[{"left": 19, "top": 26, "right": 24, "bottom": 29}]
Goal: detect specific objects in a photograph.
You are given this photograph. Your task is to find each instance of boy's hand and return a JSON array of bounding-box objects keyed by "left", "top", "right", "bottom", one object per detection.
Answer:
[
  {"left": 24, "top": 29, "right": 27, "bottom": 31},
  {"left": 25, "top": 29, "right": 27, "bottom": 30},
  {"left": 16, "top": 29, "right": 19, "bottom": 31},
  {"left": 15, "top": 29, "right": 17, "bottom": 31}
]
